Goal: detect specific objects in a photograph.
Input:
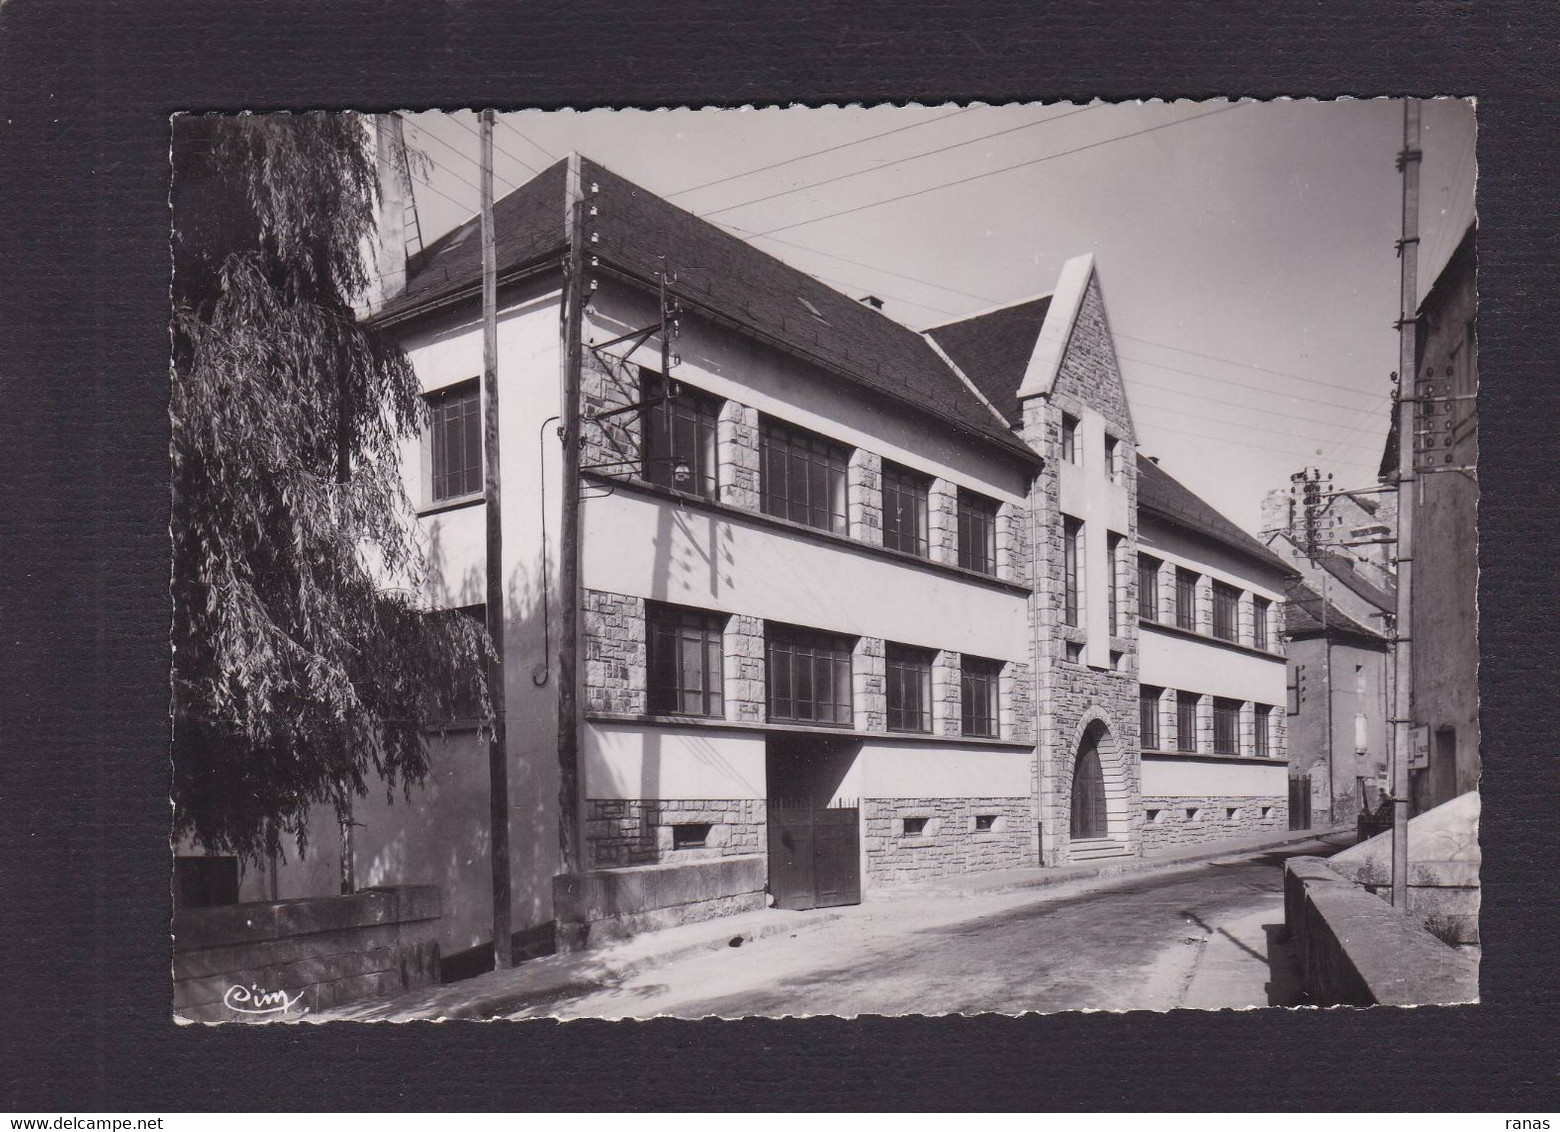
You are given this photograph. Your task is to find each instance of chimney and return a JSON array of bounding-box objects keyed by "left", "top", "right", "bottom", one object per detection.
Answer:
[
  {"left": 858, "top": 294, "right": 884, "bottom": 311},
  {"left": 360, "top": 113, "right": 412, "bottom": 316}
]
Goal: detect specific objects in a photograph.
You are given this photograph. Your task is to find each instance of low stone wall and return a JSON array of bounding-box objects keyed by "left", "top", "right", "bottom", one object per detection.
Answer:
[
  {"left": 1283, "top": 856, "right": 1478, "bottom": 1006},
  {"left": 584, "top": 797, "right": 766, "bottom": 869},
  {"left": 1140, "top": 794, "right": 1287, "bottom": 854},
  {"left": 553, "top": 854, "right": 766, "bottom": 952},
  {"left": 173, "top": 885, "right": 442, "bottom": 1023},
  {"left": 864, "top": 797, "right": 1031, "bottom": 887}
]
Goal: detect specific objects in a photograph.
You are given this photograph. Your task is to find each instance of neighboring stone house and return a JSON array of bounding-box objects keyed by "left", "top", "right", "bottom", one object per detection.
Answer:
[{"left": 233, "top": 151, "right": 1301, "bottom": 959}]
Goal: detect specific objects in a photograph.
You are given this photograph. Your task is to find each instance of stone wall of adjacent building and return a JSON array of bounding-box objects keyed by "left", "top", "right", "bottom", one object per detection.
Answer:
[
  {"left": 583, "top": 798, "right": 767, "bottom": 870},
  {"left": 863, "top": 797, "right": 1032, "bottom": 887},
  {"left": 580, "top": 348, "right": 642, "bottom": 475},
  {"left": 582, "top": 588, "right": 646, "bottom": 716},
  {"left": 1138, "top": 794, "right": 1287, "bottom": 854}
]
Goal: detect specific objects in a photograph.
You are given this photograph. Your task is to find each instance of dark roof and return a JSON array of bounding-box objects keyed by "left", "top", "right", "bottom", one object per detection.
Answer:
[
  {"left": 1343, "top": 491, "right": 1380, "bottom": 516},
  {"left": 1317, "top": 551, "right": 1396, "bottom": 614},
  {"left": 377, "top": 156, "right": 1034, "bottom": 463},
  {"left": 1138, "top": 458, "right": 1296, "bottom": 578},
  {"left": 924, "top": 296, "right": 1053, "bottom": 424},
  {"left": 1283, "top": 579, "right": 1388, "bottom": 644}
]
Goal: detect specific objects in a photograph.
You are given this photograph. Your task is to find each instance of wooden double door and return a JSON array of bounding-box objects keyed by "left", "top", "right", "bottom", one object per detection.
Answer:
[
  {"left": 767, "top": 801, "right": 861, "bottom": 911},
  {"left": 1070, "top": 732, "right": 1109, "bottom": 839}
]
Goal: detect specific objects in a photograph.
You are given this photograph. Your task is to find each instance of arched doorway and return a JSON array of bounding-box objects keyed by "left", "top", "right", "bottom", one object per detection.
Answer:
[{"left": 1070, "top": 724, "right": 1109, "bottom": 839}]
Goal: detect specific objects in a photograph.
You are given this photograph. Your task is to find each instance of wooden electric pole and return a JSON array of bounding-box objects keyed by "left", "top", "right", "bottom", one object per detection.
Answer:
[
  {"left": 1390, "top": 98, "right": 1421, "bottom": 912},
  {"left": 480, "top": 109, "right": 514, "bottom": 966}
]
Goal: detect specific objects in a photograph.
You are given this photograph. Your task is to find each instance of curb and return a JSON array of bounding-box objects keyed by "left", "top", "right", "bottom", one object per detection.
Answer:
[{"left": 869, "top": 826, "right": 1356, "bottom": 904}]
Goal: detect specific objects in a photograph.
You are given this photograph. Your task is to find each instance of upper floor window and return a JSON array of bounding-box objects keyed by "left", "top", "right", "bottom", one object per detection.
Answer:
[
  {"left": 885, "top": 643, "right": 934, "bottom": 733},
  {"left": 1175, "top": 568, "right": 1198, "bottom": 632},
  {"left": 1063, "top": 517, "right": 1083, "bottom": 628},
  {"left": 647, "top": 603, "right": 726, "bottom": 718},
  {"left": 957, "top": 489, "right": 999, "bottom": 576},
  {"left": 1212, "top": 581, "right": 1240, "bottom": 643},
  {"left": 1061, "top": 413, "right": 1079, "bottom": 465},
  {"left": 766, "top": 625, "right": 853, "bottom": 727},
  {"left": 881, "top": 461, "right": 930, "bottom": 558},
  {"left": 427, "top": 604, "right": 486, "bottom": 724},
  {"left": 1253, "top": 596, "right": 1271, "bottom": 650},
  {"left": 1176, "top": 691, "right": 1198, "bottom": 752},
  {"left": 641, "top": 370, "right": 719, "bottom": 501},
  {"left": 1140, "top": 686, "right": 1162, "bottom": 751},
  {"left": 1138, "top": 554, "right": 1161, "bottom": 622},
  {"left": 427, "top": 381, "right": 482, "bottom": 503},
  {"left": 760, "top": 418, "right": 848, "bottom": 534},
  {"left": 961, "top": 656, "right": 1002, "bottom": 739},
  {"left": 1104, "top": 435, "right": 1120, "bottom": 479},
  {"left": 1213, "top": 698, "right": 1241, "bottom": 755},
  {"left": 1107, "top": 533, "right": 1124, "bottom": 636},
  {"left": 1255, "top": 704, "right": 1272, "bottom": 758}
]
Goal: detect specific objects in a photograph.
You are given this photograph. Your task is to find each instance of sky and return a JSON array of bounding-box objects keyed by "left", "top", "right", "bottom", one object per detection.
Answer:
[{"left": 398, "top": 99, "right": 1476, "bottom": 532}]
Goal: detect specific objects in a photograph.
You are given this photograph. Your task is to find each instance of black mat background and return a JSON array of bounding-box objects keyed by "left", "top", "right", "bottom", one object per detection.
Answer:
[{"left": 2, "top": 0, "right": 1555, "bottom": 1112}]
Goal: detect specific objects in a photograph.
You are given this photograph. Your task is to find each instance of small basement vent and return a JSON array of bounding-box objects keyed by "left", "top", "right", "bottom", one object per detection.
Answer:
[
  {"left": 672, "top": 823, "right": 713, "bottom": 850},
  {"left": 902, "top": 816, "right": 929, "bottom": 837},
  {"left": 974, "top": 814, "right": 997, "bottom": 833}
]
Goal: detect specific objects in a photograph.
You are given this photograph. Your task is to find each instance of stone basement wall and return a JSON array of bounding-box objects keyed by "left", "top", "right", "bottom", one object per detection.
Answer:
[
  {"left": 864, "top": 798, "right": 1031, "bottom": 887},
  {"left": 554, "top": 855, "right": 767, "bottom": 952},
  {"left": 584, "top": 798, "right": 766, "bottom": 870},
  {"left": 173, "top": 886, "right": 441, "bottom": 1023},
  {"left": 1139, "top": 795, "right": 1287, "bottom": 854},
  {"left": 583, "top": 589, "right": 646, "bottom": 715}
]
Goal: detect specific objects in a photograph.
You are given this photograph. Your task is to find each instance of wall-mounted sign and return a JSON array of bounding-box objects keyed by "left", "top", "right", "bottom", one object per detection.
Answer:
[{"left": 1409, "top": 724, "right": 1430, "bottom": 771}]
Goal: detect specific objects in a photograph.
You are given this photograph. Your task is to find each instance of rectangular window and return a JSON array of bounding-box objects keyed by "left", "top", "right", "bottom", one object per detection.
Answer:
[
  {"left": 1064, "top": 640, "right": 1083, "bottom": 664},
  {"left": 960, "top": 656, "right": 1002, "bottom": 738},
  {"left": 1063, "top": 517, "right": 1083, "bottom": 627},
  {"left": 1138, "top": 555, "right": 1161, "bottom": 622},
  {"left": 428, "top": 381, "right": 482, "bottom": 503},
  {"left": 1176, "top": 568, "right": 1198, "bottom": 631},
  {"left": 885, "top": 644, "right": 934, "bottom": 733},
  {"left": 1061, "top": 413, "right": 1079, "bottom": 464},
  {"left": 881, "top": 461, "right": 930, "bottom": 558},
  {"left": 1107, "top": 533, "right": 1123, "bottom": 635},
  {"left": 428, "top": 604, "right": 487, "bottom": 724},
  {"left": 957, "top": 489, "right": 999, "bottom": 575},
  {"left": 766, "top": 625, "right": 853, "bottom": 726},
  {"left": 974, "top": 814, "right": 997, "bottom": 833},
  {"left": 1253, "top": 596, "right": 1271, "bottom": 650},
  {"left": 1104, "top": 435, "right": 1119, "bottom": 478},
  {"left": 760, "top": 418, "right": 848, "bottom": 534},
  {"left": 672, "top": 823, "right": 712, "bottom": 850},
  {"left": 1213, "top": 698, "right": 1241, "bottom": 755},
  {"left": 1213, "top": 582, "right": 1240, "bottom": 643},
  {"left": 1255, "top": 705, "right": 1272, "bottom": 758},
  {"left": 640, "top": 370, "right": 719, "bottom": 500},
  {"left": 1177, "top": 691, "right": 1199, "bottom": 752},
  {"left": 647, "top": 604, "right": 726, "bottom": 718},
  {"left": 1140, "top": 686, "right": 1162, "bottom": 751},
  {"left": 902, "top": 816, "right": 928, "bottom": 837}
]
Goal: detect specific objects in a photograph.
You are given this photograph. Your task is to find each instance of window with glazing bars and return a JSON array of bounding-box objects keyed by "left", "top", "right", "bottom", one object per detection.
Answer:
[
  {"left": 1139, "top": 554, "right": 1161, "bottom": 622},
  {"left": 1253, "top": 596, "right": 1271, "bottom": 650},
  {"left": 881, "top": 462, "right": 930, "bottom": 557},
  {"left": 1255, "top": 704, "right": 1272, "bottom": 758},
  {"left": 1177, "top": 691, "right": 1199, "bottom": 752},
  {"left": 1212, "top": 581, "right": 1240, "bottom": 643},
  {"left": 885, "top": 644, "right": 934, "bottom": 733},
  {"left": 1063, "top": 517, "right": 1083, "bottom": 627},
  {"left": 760, "top": 418, "right": 848, "bottom": 534},
  {"left": 1140, "top": 686, "right": 1162, "bottom": 751},
  {"left": 957, "top": 489, "right": 999, "bottom": 575},
  {"left": 961, "top": 656, "right": 1002, "bottom": 738},
  {"left": 1176, "top": 568, "right": 1199, "bottom": 631},
  {"left": 1061, "top": 413, "right": 1079, "bottom": 464},
  {"left": 640, "top": 370, "right": 719, "bottom": 500},
  {"left": 1104, "top": 435, "right": 1119, "bottom": 478},
  {"left": 766, "top": 626, "right": 853, "bottom": 726},
  {"left": 428, "top": 382, "right": 482, "bottom": 503},
  {"left": 1213, "top": 698, "right": 1241, "bottom": 754},
  {"left": 1107, "top": 533, "right": 1123, "bottom": 635},
  {"left": 647, "top": 604, "right": 726, "bottom": 717}
]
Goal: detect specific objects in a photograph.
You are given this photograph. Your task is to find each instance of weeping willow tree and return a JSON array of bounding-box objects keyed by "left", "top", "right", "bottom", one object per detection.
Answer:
[{"left": 171, "top": 113, "right": 489, "bottom": 867}]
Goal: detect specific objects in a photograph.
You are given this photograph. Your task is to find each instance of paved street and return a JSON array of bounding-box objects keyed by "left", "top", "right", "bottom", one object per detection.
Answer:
[{"left": 509, "top": 836, "right": 1347, "bottom": 1020}]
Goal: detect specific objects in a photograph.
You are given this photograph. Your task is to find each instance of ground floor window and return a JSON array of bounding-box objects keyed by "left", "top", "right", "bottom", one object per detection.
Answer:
[
  {"left": 1213, "top": 697, "right": 1241, "bottom": 754},
  {"left": 1255, "top": 704, "right": 1272, "bottom": 757},
  {"left": 647, "top": 603, "right": 726, "bottom": 717},
  {"left": 1140, "top": 686, "right": 1162, "bottom": 750},
  {"left": 1177, "top": 691, "right": 1198, "bottom": 752},
  {"left": 885, "top": 643, "right": 934, "bottom": 733},
  {"left": 766, "top": 625, "right": 854, "bottom": 726},
  {"left": 961, "top": 656, "right": 1001, "bottom": 738}
]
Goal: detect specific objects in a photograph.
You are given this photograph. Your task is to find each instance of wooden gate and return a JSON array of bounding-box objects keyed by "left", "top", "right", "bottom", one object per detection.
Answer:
[
  {"left": 1289, "top": 775, "right": 1312, "bottom": 831},
  {"left": 767, "top": 799, "right": 861, "bottom": 911},
  {"left": 1070, "top": 742, "right": 1108, "bottom": 839}
]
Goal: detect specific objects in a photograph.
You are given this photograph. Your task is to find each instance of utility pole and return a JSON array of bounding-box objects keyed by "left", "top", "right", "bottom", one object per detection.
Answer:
[
  {"left": 1390, "top": 98, "right": 1421, "bottom": 912},
  {"left": 480, "top": 109, "right": 513, "bottom": 967},
  {"left": 556, "top": 156, "right": 587, "bottom": 878}
]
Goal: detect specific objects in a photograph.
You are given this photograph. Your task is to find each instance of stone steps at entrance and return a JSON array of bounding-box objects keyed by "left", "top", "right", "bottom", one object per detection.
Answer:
[{"left": 1068, "top": 838, "right": 1132, "bottom": 862}]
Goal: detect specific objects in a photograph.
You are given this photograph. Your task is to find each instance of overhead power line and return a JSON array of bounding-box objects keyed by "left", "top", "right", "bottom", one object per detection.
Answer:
[
  {"left": 1123, "top": 372, "right": 1390, "bottom": 432},
  {"left": 667, "top": 106, "right": 975, "bottom": 199},
  {"left": 1140, "top": 417, "right": 1384, "bottom": 468},
  {"left": 1116, "top": 350, "right": 1388, "bottom": 408},
  {"left": 442, "top": 112, "right": 540, "bottom": 178},
  {"left": 400, "top": 124, "right": 516, "bottom": 197},
  {"left": 498, "top": 117, "right": 558, "bottom": 165},
  {"left": 701, "top": 105, "right": 1097, "bottom": 219},
  {"left": 753, "top": 103, "right": 1244, "bottom": 237},
  {"left": 1128, "top": 391, "right": 1385, "bottom": 455},
  {"left": 1113, "top": 333, "right": 1391, "bottom": 400}
]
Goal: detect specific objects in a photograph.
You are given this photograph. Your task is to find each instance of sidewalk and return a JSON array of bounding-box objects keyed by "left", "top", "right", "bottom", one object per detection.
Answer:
[{"left": 310, "top": 824, "right": 1350, "bottom": 1023}]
